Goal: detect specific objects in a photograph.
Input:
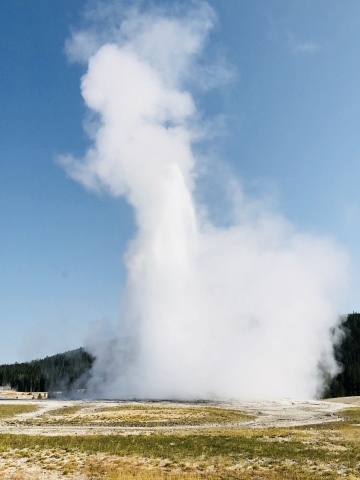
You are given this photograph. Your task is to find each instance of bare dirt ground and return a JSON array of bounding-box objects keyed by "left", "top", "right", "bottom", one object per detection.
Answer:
[{"left": 0, "top": 395, "right": 353, "bottom": 436}]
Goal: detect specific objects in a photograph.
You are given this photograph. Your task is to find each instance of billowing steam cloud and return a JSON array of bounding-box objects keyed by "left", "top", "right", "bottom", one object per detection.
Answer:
[{"left": 60, "top": 1, "right": 348, "bottom": 399}]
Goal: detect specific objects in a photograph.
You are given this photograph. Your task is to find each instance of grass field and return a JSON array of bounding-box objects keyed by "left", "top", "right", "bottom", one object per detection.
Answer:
[
  {"left": 0, "top": 404, "right": 39, "bottom": 420},
  {"left": 0, "top": 401, "right": 359, "bottom": 479},
  {"left": 25, "top": 403, "right": 251, "bottom": 427}
]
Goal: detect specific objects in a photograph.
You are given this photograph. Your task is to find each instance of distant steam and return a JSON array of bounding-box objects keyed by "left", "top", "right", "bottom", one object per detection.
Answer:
[{"left": 60, "top": 1, "right": 348, "bottom": 399}]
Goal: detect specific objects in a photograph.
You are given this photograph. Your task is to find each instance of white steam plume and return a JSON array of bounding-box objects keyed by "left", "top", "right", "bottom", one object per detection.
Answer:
[{"left": 60, "top": 1, "right": 348, "bottom": 399}]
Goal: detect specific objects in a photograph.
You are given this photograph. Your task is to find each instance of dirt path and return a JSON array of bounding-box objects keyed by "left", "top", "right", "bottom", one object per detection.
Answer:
[{"left": 225, "top": 398, "right": 348, "bottom": 428}]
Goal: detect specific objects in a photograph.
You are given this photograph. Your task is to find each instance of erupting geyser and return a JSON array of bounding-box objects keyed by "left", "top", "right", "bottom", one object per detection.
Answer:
[{"left": 60, "top": 1, "right": 348, "bottom": 400}]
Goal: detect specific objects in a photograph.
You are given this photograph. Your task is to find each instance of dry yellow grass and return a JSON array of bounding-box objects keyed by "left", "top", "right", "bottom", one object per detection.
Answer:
[
  {"left": 0, "top": 401, "right": 358, "bottom": 479},
  {"left": 24, "top": 403, "right": 251, "bottom": 427},
  {"left": 0, "top": 404, "right": 39, "bottom": 420}
]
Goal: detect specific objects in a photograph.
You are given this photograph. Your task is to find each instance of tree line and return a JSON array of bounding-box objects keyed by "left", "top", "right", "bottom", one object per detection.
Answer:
[
  {"left": 0, "top": 347, "right": 94, "bottom": 393},
  {"left": 324, "top": 312, "right": 360, "bottom": 398}
]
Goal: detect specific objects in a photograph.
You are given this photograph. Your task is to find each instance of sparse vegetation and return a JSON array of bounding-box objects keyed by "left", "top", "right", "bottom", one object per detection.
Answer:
[
  {"left": 338, "top": 406, "right": 360, "bottom": 424},
  {"left": 0, "top": 400, "right": 358, "bottom": 478},
  {"left": 0, "top": 408, "right": 359, "bottom": 479},
  {"left": 0, "top": 404, "right": 39, "bottom": 419},
  {"left": 26, "top": 404, "right": 251, "bottom": 427},
  {"left": 46, "top": 405, "right": 84, "bottom": 417}
]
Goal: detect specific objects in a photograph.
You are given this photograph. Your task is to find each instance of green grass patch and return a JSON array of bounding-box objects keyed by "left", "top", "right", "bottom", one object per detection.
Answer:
[
  {"left": 92, "top": 405, "right": 251, "bottom": 426},
  {"left": 0, "top": 429, "right": 355, "bottom": 463},
  {"left": 338, "top": 407, "right": 360, "bottom": 423},
  {"left": 0, "top": 404, "right": 39, "bottom": 419},
  {"left": 0, "top": 426, "right": 358, "bottom": 479},
  {"left": 1, "top": 405, "right": 360, "bottom": 479},
  {"left": 28, "top": 404, "right": 252, "bottom": 427},
  {"left": 47, "top": 405, "right": 83, "bottom": 416}
]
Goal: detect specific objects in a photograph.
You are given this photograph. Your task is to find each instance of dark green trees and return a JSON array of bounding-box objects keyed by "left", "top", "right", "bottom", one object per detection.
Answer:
[
  {"left": 0, "top": 348, "right": 94, "bottom": 393},
  {"left": 324, "top": 313, "right": 360, "bottom": 398}
]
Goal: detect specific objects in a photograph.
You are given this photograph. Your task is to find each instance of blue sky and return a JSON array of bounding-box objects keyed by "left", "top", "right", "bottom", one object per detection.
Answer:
[{"left": 1, "top": 0, "right": 360, "bottom": 364}]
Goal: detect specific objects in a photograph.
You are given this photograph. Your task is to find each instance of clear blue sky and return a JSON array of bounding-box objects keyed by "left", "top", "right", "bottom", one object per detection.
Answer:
[{"left": 1, "top": 0, "right": 360, "bottom": 363}]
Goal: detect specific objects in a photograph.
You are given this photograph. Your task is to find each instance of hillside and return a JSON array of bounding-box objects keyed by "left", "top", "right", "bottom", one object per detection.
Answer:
[
  {"left": 0, "top": 348, "right": 94, "bottom": 394},
  {"left": 324, "top": 312, "right": 360, "bottom": 398}
]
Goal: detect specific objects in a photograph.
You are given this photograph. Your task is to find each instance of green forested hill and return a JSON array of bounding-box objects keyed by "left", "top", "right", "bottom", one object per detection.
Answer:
[
  {"left": 0, "top": 348, "right": 94, "bottom": 393},
  {"left": 324, "top": 312, "right": 360, "bottom": 398}
]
